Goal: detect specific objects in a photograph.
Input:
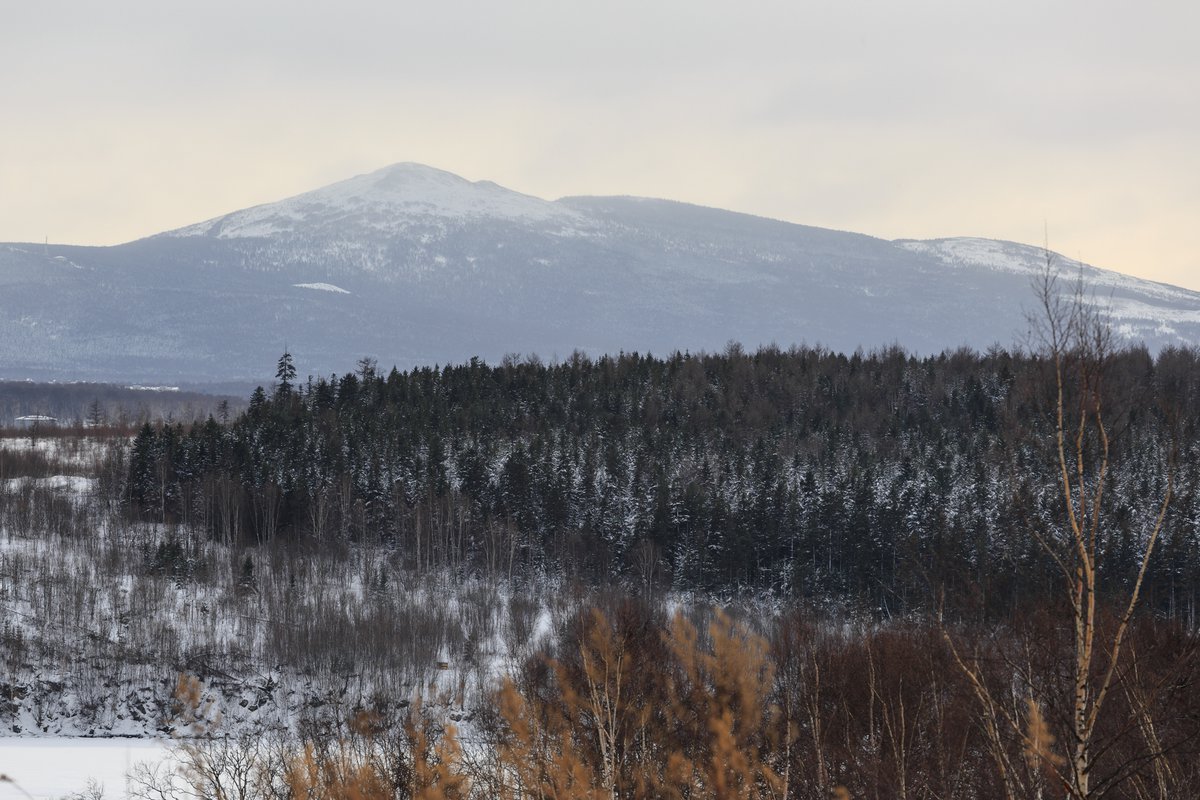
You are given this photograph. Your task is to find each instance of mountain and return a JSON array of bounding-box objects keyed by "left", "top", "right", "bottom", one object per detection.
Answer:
[{"left": 2, "top": 162, "right": 1198, "bottom": 384}]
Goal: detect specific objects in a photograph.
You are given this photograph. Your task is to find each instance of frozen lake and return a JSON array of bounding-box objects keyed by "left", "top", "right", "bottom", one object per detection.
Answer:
[{"left": 0, "top": 738, "right": 167, "bottom": 799}]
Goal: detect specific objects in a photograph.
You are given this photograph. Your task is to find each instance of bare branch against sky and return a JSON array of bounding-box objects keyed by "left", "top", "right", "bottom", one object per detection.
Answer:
[{"left": 2, "top": 1, "right": 1197, "bottom": 289}]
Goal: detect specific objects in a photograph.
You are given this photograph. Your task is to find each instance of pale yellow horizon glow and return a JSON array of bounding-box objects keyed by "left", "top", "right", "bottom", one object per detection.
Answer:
[{"left": 2, "top": 1, "right": 1197, "bottom": 292}]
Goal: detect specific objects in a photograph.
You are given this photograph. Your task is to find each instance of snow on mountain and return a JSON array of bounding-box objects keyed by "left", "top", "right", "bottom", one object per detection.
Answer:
[
  {"left": 294, "top": 282, "right": 351, "bottom": 294},
  {"left": 171, "top": 163, "right": 586, "bottom": 240},
  {"left": 898, "top": 237, "right": 1200, "bottom": 344},
  {"left": 1, "top": 164, "right": 1198, "bottom": 384},
  {"left": 898, "top": 237, "right": 1198, "bottom": 305}
]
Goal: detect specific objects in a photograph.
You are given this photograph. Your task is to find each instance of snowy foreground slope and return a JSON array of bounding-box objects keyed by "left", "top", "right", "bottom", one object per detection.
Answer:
[{"left": 3, "top": 163, "right": 1199, "bottom": 383}]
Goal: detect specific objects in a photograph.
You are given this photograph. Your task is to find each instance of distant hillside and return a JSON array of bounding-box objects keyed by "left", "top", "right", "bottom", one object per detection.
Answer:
[
  {"left": 2, "top": 163, "right": 1198, "bottom": 383},
  {"left": 0, "top": 381, "right": 245, "bottom": 427}
]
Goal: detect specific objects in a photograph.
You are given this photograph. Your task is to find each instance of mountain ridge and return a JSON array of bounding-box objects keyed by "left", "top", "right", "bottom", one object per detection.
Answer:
[
  {"left": 1, "top": 163, "right": 1198, "bottom": 384},
  {"left": 164, "top": 163, "right": 587, "bottom": 242}
]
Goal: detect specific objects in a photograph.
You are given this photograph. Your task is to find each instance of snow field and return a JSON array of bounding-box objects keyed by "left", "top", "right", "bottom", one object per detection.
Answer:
[{"left": 0, "top": 737, "right": 166, "bottom": 800}]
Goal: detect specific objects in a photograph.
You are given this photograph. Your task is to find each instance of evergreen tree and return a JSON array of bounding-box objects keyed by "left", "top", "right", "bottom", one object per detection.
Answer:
[{"left": 276, "top": 351, "right": 297, "bottom": 398}]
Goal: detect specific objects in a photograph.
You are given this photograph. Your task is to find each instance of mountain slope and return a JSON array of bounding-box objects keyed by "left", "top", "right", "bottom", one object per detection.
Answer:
[{"left": 2, "top": 163, "right": 1198, "bottom": 384}]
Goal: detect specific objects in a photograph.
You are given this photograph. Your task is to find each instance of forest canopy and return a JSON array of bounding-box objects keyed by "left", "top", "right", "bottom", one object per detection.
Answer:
[{"left": 126, "top": 344, "right": 1200, "bottom": 618}]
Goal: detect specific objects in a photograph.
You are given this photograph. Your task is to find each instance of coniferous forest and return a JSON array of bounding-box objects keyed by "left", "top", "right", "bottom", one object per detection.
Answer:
[{"left": 127, "top": 344, "right": 1200, "bottom": 619}]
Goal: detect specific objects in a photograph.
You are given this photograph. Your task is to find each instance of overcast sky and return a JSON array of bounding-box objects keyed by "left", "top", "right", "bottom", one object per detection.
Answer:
[{"left": 2, "top": 1, "right": 1197, "bottom": 290}]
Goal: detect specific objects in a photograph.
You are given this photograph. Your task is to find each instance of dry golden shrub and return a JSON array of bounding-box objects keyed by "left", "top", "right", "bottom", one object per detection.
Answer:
[
  {"left": 1023, "top": 698, "right": 1065, "bottom": 771},
  {"left": 283, "top": 703, "right": 468, "bottom": 800},
  {"left": 490, "top": 604, "right": 782, "bottom": 800},
  {"left": 651, "top": 610, "right": 783, "bottom": 800}
]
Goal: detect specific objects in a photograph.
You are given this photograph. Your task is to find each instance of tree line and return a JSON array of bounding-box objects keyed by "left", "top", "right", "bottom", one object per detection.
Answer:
[
  {"left": 124, "top": 344, "right": 1200, "bottom": 618},
  {"left": 0, "top": 380, "right": 243, "bottom": 428}
]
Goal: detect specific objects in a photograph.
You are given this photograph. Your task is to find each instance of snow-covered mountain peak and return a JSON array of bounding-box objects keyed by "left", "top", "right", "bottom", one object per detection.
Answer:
[
  {"left": 167, "top": 162, "right": 584, "bottom": 240},
  {"left": 9, "top": 164, "right": 1199, "bottom": 383},
  {"left": 897, "top": 237, "right": 1197, "bottom": 305}
]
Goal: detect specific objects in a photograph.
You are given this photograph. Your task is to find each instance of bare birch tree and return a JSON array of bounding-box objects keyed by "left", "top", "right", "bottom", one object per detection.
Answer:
[
  {"left": 949, "top": 257, "right": 1178, "bottom": 799},
  {"left": 1031, "top": 261, "right": 1177, "bottom": 798}
]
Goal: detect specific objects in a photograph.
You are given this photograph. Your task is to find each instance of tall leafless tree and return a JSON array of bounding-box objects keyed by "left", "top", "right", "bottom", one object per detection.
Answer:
[{"left": 949, "top": 256, "right": 1179, "bottom": 799}]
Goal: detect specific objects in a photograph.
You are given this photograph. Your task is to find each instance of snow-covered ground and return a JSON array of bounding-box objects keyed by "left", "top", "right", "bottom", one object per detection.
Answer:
[
  {"left": 293, "top": 282, "right": 351, "bottom": 294},
  {"left": 0, "top": 435, "right": 560, "bottom": 745},
  {"left": 0, "top": 738, "right": 166, "bottom": 799},
  {"left": 0, "top": 436, "right": 109, "bottom": 470},
  {"left": 2, "top": 475, "right": 95, "bottom": 494}
]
